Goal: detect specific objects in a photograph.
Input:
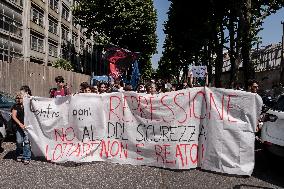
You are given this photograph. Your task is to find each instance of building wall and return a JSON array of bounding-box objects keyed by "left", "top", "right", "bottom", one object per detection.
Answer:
[
  {"left": 0, "top": 0, "right": 23, "bottom": 62},
  {"left": 218, "top": 43, "right": 283, "bottom": 89},
  {"left": 0, "top": 0, "right": 87, "bottom": 66}
]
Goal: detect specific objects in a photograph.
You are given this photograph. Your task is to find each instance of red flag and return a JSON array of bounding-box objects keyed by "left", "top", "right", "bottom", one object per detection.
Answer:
[{"left": 104, "top": 47, "right": 138, "bottom": 79}]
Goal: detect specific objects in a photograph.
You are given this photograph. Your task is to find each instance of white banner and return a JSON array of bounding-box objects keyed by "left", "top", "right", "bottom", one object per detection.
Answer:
[
  {"left": 261, "top": 109, "right": 284, "bottom": 146},
  {"left": 24, "top": 87, "right": 262, "bottom": 175}
]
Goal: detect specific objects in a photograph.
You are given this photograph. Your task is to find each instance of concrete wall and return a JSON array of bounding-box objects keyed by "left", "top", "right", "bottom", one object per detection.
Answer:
[{"left": 0, "top": 59, "right": 90, "bottom": 97}]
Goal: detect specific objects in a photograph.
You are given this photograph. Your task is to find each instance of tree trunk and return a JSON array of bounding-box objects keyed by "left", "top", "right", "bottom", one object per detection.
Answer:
[
  {"left": 228, "top": 11, "right": 237, "bottom": 87},
  {"left": 214, "top": 24, "right": 224, "bottom": 88},
  {"left": 240, "top": 0, "right": 255, "bottom": 89}
]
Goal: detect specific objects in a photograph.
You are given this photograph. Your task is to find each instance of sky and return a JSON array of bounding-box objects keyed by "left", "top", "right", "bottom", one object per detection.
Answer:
[
  {"left": 151, "top": 1, "right": 284, "bottom": 69},
  {"left": 151, "top": 0, "right": 171, "bottom": 70}
]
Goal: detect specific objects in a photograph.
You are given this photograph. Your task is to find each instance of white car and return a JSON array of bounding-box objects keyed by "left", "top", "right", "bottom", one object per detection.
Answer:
[{"left": 261, "top": 95, "right": 284, "bottom": 158}]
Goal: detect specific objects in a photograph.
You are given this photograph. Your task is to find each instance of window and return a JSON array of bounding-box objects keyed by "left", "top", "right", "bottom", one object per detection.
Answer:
[
  {"left": 49, "top": 0, "right": 59, "bottom": 12},
  {"left": 72, "top": 18, "right": 77, "bottom": 27},
  {"left": 72, "top": 34, "right": 78, "bottom": 45},
  {"left": 62, "top": 4, "right": 70, "bottom": 21},
  {"left": 31, "top": 7, "right": 44, "bottom": 27},
  {"left": 48, "top": 18, "right": 58, "bottom": 35},
  {"left": 31, "top": 35, "right": 44, "bottom": 52},
  {"left": 62, "top": 26, "right": 69, "bottom": 41},
  {"left": 49, "top": 43, "right": 58, "bottom": 57}
]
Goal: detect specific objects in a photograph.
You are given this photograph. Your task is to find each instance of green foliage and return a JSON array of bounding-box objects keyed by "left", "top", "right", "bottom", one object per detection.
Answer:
[
  {"left": 159, "top": 0, "right": 284, "bottom": 86},
  {"left": 73, "top": 0, "right": 158, "bottom": 77},
  {"left": 142, "top": 58, "right": 153, "bottom": 80},
  {"left": 52, "top": 58, "right": 74, "bottom": 71}
]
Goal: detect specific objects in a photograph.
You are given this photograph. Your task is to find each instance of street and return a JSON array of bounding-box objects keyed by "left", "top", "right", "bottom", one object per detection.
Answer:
[{"left": 0, "top": 142, "right": 283, "bottom": 189}]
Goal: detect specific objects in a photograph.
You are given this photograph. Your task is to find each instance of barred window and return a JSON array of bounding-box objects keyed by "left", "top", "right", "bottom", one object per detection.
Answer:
[
  {"left": 49, "top": 0, "right": 59, "bottom": 12},
  {"left": 31, "top": 7, "right": 44, "bottom": 27},
  {"left": 62, "top": 26, "right": 69, "bottom": 41},
  {"left": 49, "top": 43, "right": 58, "bottom": 57},
  {"left": 31, "top": 35, "right": 44, "bottom": 52},
  {"left": 62, "top": 5, "right": 70, "bottom": 21},
  {"left": 49, "top": 18, "right": 58, "bottom": 35}
]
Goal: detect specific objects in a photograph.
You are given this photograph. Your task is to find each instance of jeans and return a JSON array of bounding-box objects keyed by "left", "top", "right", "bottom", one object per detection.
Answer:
[{"left": 15, "top": 128, "right": 31, "bottom": 160}]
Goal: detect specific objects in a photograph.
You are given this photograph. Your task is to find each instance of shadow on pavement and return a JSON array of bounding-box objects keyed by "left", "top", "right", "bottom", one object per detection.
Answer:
[
  {"left": 233, "top": 184, "right": 274, "bottom": 189},
  {"left": 252, "top": 149, "right": 284, "bottom": 188},
  {"left": 31, "top": 156, "right": 93, "bottom": 167},
  {"left": 196, "top": 167, "right": 249, "bottom": 178},
  {"left": 3, "top": 150, "right": 16, "bottom": 160}
]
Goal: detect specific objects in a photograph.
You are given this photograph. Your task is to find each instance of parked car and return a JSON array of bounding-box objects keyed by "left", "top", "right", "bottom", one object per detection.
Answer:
[
  {"left": 0, "top": 93, "right": 15, "bottom": 151},
  {"left": 261, "top": 95, "right": 284, "bottom": 158}
]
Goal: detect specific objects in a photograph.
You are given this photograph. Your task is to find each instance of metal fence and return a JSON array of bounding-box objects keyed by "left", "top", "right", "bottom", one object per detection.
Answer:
[{"left": 0, "top": 59, "right": 90, "bottom": 97}]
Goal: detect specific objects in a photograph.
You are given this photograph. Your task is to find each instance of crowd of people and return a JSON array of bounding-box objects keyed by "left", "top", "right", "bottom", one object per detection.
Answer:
[
  {"left": 1, "top": 73, "right": 282, "bottom": 165},
  {"left": 48, "top": 72, "right": 209, "bottom": 97},
  {"left": 47, "top": 74, "right": 269, "bottom": 99}
]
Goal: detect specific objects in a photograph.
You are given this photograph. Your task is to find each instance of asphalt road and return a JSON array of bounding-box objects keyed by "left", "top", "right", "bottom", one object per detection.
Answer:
[{"left": 0, "top": 142, "right": 283, "bottom": 189}]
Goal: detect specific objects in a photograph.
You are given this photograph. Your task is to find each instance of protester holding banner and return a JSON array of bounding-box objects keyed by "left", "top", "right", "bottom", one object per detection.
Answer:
[
  {"left": 20, "top": 85, "right": 32, "bottom": 97},
  {"left": 11, "top": 92, "right": 31, "bottom": 165},
  {"left": 98, "top": 83, "right": 107, "bottom": 94},
  {"left": 136, "top": 83, "right": 146, "bottom": 93},
  {"left": 182, "top": 81, "right": 189, "bottom": 89},
  {"left": 25, "top": 87, "right": 263, "bottom": 175},
  {"left": 146, "top": 82, "right": 157, "bottom": 95},
  {"left": 79, "top": 82, "right": 89, "bottom": 93},
  {"left": 84, "top": 85, "right": 92, "bottom": 93},
  {"left": 54, "top": 76, "right": 71, "bottom": 97},
  {"left": 91, "top": 86, "right": 98, "bottom": 94},
  {"left": 123, "top": 84, "right": 133, "bottom": 91},
  {"left": 247, "top": 79, "right": 259, "bottom": 94}
]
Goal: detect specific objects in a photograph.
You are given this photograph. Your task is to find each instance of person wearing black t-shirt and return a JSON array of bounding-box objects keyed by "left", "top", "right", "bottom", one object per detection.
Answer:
[{"left": 11, "top": 93, "right": 31, "bottom": 165}]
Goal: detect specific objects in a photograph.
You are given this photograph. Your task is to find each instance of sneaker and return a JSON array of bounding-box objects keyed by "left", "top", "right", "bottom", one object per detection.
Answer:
[
  {"left": 16, "top": 156, "right": 22, "bottom": 162},
  {"left": 23, "top": 160, "right": 30, "bottom": 165}
]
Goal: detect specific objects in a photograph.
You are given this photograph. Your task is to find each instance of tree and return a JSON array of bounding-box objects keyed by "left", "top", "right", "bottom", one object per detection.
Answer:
[
  {"left": 159, "top": 0, "right": 284, "bottom": 87},
  {"left": 73, "top": 0, "right": 157, "bottom": 77},
  {"left": 52, "top": 58, "right": 74, "bottom": 71},
  {"left": 61, "top": 41, "right": 82, "bottom": 73}
]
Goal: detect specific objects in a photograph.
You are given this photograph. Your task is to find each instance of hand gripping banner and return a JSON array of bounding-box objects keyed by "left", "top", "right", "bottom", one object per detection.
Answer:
[{"left": 24, "top": 87, "right": 262, "bottom": 176}]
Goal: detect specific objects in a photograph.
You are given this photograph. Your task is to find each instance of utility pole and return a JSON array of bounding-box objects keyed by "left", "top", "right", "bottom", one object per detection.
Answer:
[{"left": 280, "top": 21, "right": 284, "bottom": 84}]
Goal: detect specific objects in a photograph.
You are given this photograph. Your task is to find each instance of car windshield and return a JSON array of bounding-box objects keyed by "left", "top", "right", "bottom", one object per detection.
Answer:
[
  {"left": 0, "top": 94, "right": 15, "bottom": 109},
  {"left": 273, "top": 96, "right": 284, "bottom": 112}
]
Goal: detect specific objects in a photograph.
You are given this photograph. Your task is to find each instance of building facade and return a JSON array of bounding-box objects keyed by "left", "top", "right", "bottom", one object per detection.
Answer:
[
  {"left": 0, "top": 0, "right": 91, "bottom": 66},
  {"left": 219, "top": 43, "right": 283, "bottom": 88}
]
